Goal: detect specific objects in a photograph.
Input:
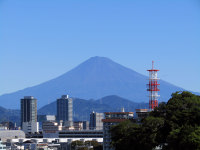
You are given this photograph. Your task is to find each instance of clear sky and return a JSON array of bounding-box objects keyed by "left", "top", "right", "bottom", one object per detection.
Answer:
[{"left": 0, "top": 0, "right": 200, "bottom": 95}]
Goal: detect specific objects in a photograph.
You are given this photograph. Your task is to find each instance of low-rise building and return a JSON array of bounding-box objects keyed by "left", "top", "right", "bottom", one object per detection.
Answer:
[
  {"left": 73, "top": 121, "right": 84, "bottom": 130},
  {"left": 38, "top": 115, "right": 56, "bottom": 131},
  {"left": 0, "top": 140, "right": 6, "bottom": 150},
  {"left": 22, "top": 122, "right": 39, "bottom": 134},
  {"left": 83, "top": 121, "right": 89, "bottom": 130},
  {"left": 4, "top": 138, "right": 103, "bottom": 150},
  {"left": 42, "top": 121, "right": 63, "bottom": 138},
  {"left": 135, "top": 109, "right": 149, "bottom": 122},
  {"left": 102, "top": 111, "right": 134, "bottom": 150},
  {"left": 0, "top": 122, "right": 15, "bottom": 130},
  {"left": 0, "top": 130, "right": 25, "bottom": 142},
  {"left": 89, "top": 111, "right": 104, "bottom": 130},
  {"left": 0, "top": 125, "right": 8, "bottom": 130},
  {"left": 58, "top": 130, "right": 103, "bottom": 138}
]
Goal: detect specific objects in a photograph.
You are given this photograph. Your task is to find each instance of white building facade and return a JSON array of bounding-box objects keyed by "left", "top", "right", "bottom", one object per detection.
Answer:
[{"left": 22, "top": 122, "right": 39, "bottom": 134}]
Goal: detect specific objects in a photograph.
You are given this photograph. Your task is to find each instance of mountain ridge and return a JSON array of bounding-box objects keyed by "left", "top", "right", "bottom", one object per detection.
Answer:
[
  {"left": 38, "top": 95, "right": 149, "bottom": 121},
  {"left": 0, "top": 95, "right": 148, "bottom": 124},
  {"left": 0, "top": 56, "right": 188, "bottom": 109}
]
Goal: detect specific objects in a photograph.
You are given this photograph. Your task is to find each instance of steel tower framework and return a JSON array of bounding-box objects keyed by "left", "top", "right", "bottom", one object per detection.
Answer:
[{"left": 147, "top": 61, "right": 160, "bottom": 110}]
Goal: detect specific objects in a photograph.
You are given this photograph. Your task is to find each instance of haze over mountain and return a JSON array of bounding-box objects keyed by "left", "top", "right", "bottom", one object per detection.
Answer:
[{"left": 0, "top": 56, "right": 186, "bottom": 109}]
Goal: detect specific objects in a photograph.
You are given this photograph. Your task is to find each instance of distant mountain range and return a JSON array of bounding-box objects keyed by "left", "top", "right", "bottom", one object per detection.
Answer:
[
  {"left": 0, "top": 95, "right": 148, "bottom": 124},
  {"left": 0, "top": 56, "right": 191, "bottom": 109},
  {"left": 0, "top": 106, "right": 20, "bottom": 125},
  {"left": 38, "top": 95, "right": 148, "bottom": 121}
]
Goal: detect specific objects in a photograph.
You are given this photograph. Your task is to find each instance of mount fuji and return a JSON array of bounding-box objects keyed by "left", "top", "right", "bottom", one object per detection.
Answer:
[{"left": 0, "top": 56, "right": 185, "bottom": 109}]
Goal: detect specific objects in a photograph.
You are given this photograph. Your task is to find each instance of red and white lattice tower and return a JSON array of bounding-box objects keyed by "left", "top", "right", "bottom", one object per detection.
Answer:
[{"left": 147, "top": 61, "right": 160, "bottom": 110}]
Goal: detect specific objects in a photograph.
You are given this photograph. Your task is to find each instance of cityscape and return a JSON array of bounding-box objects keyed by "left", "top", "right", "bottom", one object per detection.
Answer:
[
  {"left": 0, "top": 62, "right": 161, "bottom": 150},
  {"left": 1, "top": 0, "right": 199, "bottom": 150},
  {"left": 0, "top": 60, "right": 199, "bottom": 150}
]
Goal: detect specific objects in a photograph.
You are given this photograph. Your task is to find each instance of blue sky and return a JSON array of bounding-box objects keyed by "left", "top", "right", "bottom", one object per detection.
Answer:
[{"left": 0, "top": 0, "right": 200, "bottom": 95}]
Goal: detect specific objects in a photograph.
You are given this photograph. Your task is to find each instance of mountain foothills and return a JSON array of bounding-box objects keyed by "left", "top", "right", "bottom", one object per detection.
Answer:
[
  {"left": 38, "top": 95, "right": 148, "bottom": 120},
  {"left": 0, "top": 95, "right": 148, "bottom": 125},
  {"left": 0, "top": 106, "right": 20, "bottom": 124},
  {"left": 0, "top": 56, "right": 187, "bottom": 109}
]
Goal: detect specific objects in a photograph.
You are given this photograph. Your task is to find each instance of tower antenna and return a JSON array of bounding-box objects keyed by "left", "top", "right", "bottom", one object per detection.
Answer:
[
  {"left": 147, "top": 61, "right": 160, "bottom": 110},
  {"left": 152, "top": 60, "right": 154, "bottom": 69}
]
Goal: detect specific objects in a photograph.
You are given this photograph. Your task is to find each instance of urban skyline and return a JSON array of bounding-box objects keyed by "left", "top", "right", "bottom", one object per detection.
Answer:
[{"left": 0, "top": 1, "right": 199, "bottom": 149}]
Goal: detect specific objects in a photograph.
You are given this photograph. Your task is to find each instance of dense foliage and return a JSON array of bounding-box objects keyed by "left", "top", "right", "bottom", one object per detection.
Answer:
[
  {"left": 71, "top": 140, "right": 103, "bottom": 150},
  {"left": 110, "top": 91, "right": 200, "bottom": 150}
]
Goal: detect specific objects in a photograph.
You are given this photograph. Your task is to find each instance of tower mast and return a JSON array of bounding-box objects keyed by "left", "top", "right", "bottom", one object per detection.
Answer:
[{"left": 147, "top": 61, "right": 160, "bottom": 110}]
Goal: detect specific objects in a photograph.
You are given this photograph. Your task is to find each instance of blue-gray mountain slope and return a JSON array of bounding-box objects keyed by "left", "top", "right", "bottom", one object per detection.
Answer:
[
  {"left": 0, "top": 95, "right": 148, "bottom": 124},
  {"left": 0, "top": 56, "right": 186, "bottom": 109},
  {"left": 38, "top": 95, "right": 148, "bottom": 121}
]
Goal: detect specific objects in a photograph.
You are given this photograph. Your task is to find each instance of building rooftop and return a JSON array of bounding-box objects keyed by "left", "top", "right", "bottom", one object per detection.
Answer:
[
  {"left": 0, "top": 130, "right": 25, "bottom": 142},
  {"left": 104, "top": 112, "right": 134, "bottom": 114},
  {"left": 102, "top": 119, "right": 128, "bottom": 123},
  {"left": 23, "top": 96, "right": 35, "bottom": 99},
  {"left": 135, "top": 109, "right": 149, "bottom": 112}
]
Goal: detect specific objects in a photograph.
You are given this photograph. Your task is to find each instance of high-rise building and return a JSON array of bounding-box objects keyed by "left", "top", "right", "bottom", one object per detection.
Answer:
[
  {"left": 21, "top": 96, "right": 37, "bottom": 124},
  {"left": 89, "top": 111, "right": 104, "bottom": 130},
  {"left": 21, "top": 96, "right": 38, "bottom": 133},
  {"left": 57, "top": 95, "right": 73, "bottom": 127}
]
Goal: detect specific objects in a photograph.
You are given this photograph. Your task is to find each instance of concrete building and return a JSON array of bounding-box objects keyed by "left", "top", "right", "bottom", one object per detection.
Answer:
[
  {"left": 38, "top": 115, "right": 56, "bottom": 122},
  {"left": 102, "top": 111, "right": 134, "bottom": 150},
  {"left": 21, "top": 96, "right": 39, "bottom": 133},
  {"left": 0, "top": 130, "right": 25, "bottom": 142},
  {"left": 135, "top": 109, "right": 149, "bottom": 122},
  {"left": 57, "top": 95, "right": 73, "bottom": 127},
  {"left": 73, "top": 121, "right": 84, "bottom": 130},
  {"left": 0, "top": 125, "right": 8, "bottom": 130},
  {"left": 0, "top": 122, "right": 15, "bottom": 130},
  {"left": 83, "top": 121, "right": 89, "bottom": 130},
  {"left": 4, "top": 137, "right": 103, "bottom": 150},
  {"left": 42, "top": 121, "right": 63, "bottom": 138},
  {"left": 38, "top": 115, "right": 56, "bottom": 131},
  {"left": 89, "top": 111, "right": 104, "bottom": 130},
  {"left": 21, "top": 96, "right": 37, "bottom": 123},
  {"left": 58, "top": 130, "right": 103, "bottom": 138},
  {"left": 22, "top": 122, "right": 39, "bottom": 134},
  {"left": 0, "top": 140, "right": 6, "bottom": 150}
]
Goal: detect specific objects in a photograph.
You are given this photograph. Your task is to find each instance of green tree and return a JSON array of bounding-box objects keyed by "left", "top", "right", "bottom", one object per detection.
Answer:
[
  {"left": 111, "top": 117, "right": 164, "bottom": 150},
  {"left": 163, "top": 91, "right": 200, "bottom": 149},
  {"left": 71, "top": 140, "right": 84, "bottom": 150},
  {"left": 110, "top": 120, "right": 140, "bottom": 150},
  {"left": 140, "top": 116, "right": 165, "bottom": 149},
  {"left": 85, "top": 141, "right": 103, "bottom": 150},
  {"left": 110, "top": 91, "right": 200, "bottom": 150},
  {"left": 166, "top": 125, "right": 200, "bottom": 150},
  {"left": 71, "top": 140, "right": 102, "bottom": 150}
]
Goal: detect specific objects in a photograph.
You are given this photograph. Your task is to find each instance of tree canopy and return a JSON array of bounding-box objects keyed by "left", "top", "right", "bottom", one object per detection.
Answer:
[{"left": 110, "top": 91, "right": 200, "bottom": 150}]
